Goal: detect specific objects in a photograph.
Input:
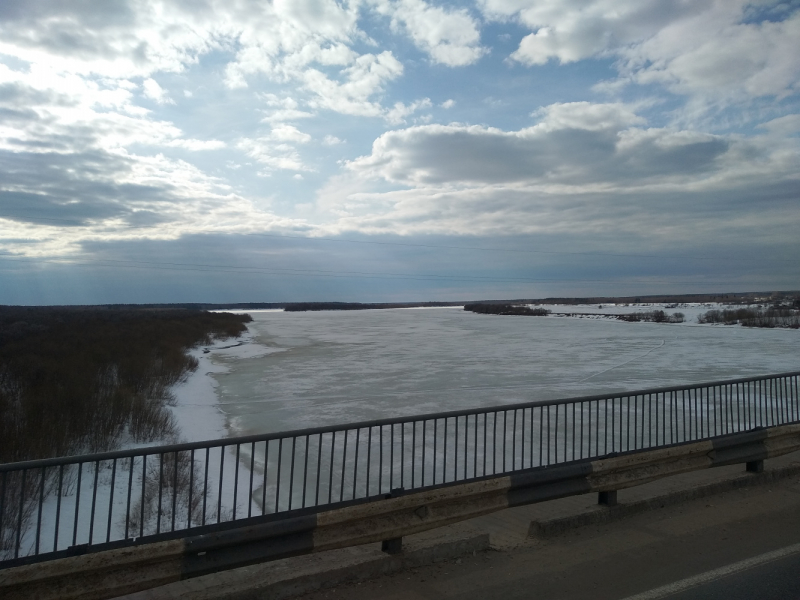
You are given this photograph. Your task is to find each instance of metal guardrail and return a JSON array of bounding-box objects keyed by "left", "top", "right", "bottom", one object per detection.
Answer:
[{"left": 1, "top": 370, "right": 799, "bottom": 568}]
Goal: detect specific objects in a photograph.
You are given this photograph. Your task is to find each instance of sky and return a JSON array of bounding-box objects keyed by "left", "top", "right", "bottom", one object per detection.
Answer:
[{"left": 0, "top": 0, "right": 798, "bottom": 305}]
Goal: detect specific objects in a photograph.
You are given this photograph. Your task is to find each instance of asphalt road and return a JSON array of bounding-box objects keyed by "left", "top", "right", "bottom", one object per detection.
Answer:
[
  {"left": 626, "top": 545, "right": 800, "bottom": 600},
  {"left": 298, "top": 475, "right": 800, "bottom": 600}
]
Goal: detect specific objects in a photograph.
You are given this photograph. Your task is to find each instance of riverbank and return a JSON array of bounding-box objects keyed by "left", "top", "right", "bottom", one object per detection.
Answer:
[{"left": 168, "top": 326, "right": 279, "bottom": 443}]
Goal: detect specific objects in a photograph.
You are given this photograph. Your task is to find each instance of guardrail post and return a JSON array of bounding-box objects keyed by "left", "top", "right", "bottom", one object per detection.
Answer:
[
  {"left": 598, "top": 490, "right": 617, "bottom": 506},
  {"left": 381, "top": 488, "right": 405, "bottom": 554},
  {"left": 381, "top": 537, "right": 403, "bottom": 554},
  {"left": 746, "top": 460, "right": 764, "bottom": 473}
]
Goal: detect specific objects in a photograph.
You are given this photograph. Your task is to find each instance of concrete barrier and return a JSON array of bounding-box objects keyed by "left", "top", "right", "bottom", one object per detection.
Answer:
[{"left": 3, "top": 423, "right": 800, "bottom": 600}]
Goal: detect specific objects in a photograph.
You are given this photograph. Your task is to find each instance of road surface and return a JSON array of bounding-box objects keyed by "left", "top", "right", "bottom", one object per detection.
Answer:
[{"left": 298, "top": 475, "right": 800, "bottom": 600}]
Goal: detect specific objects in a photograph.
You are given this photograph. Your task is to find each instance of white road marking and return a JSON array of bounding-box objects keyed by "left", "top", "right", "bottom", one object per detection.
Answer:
[{"left": 619, "top": 541, "right": 800, "bottom": 600}]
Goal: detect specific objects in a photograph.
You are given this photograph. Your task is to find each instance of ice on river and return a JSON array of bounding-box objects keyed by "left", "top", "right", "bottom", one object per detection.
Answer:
[{"left": 188, "top": 305, "right": 799, "bottom": 441}]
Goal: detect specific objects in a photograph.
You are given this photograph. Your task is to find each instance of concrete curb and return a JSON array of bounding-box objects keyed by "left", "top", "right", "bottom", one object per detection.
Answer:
[
  {"left": 256, "top": 533, "right": 490, "bottom": 600},
  {"left": 121, "top": 460, "right": 800, "bottom": 599},
  {"left": 529, "top": 463, "right": 800, "bottom": 539},
  {"left": 120, "top": 530, "right": 490, "bottom": 600}
]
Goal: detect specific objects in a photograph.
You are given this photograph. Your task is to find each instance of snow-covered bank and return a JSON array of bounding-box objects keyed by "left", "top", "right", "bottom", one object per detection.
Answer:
[
  {"left": 3, "top": 311, "right": 282, "bottom": 561},
  {"left": 8, "top": 330, "right": 279, "bottom": 560},
  {"left": 169, "top": 327, "right": 280, "bottom": 443}
]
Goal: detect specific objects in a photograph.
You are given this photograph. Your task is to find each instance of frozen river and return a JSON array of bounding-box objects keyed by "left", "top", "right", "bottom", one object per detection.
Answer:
[
  {"left": 175, "top": 306, "right": 800, "bottom": 442},
  {"left": 7, "top": 305, "right": 799, "bottom": 561}
]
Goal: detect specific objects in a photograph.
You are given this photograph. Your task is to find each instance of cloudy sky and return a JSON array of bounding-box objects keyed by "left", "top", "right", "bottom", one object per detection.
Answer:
[{"left": 1, "top": 0, "right": 798, "bottom": 304}]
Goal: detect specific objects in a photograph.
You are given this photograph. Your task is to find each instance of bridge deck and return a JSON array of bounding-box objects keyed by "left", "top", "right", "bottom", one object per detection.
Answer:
[{"left": 117, "top": 450, "right": 800, "bottom": 599}]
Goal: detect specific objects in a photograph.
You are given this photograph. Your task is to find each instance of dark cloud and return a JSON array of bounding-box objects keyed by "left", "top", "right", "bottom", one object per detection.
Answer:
[
  {"left": 615, "top": 136, "right": 729, "bottom": 178},
  {"left": 0, "top": 1, "right": 135, "bottom": 56},
  {"left": 354, "top": 122, "right": 733, "bottom": 186},
  {"left": 0, "top": 0, "right": 131, "bottom": 21},
  {"left": 1, "top": 224, "right": 797, "bottom": 305},
  {"left": 0, "top": 148, "right": 178, "bottom": 226},
  {"left": 0, "top": 74, "right": 232, "bottom": 232}
]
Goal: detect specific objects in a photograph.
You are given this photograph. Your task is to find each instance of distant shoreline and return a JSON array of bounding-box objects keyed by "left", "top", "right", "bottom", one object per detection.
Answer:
[{"left": 9, "top": 290, "right": 796, "bottom": 312}]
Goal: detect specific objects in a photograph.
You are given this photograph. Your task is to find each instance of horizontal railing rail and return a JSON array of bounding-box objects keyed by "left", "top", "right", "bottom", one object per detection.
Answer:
[{"left": 1, "top": 370, "right": 799, "bottom": 568}]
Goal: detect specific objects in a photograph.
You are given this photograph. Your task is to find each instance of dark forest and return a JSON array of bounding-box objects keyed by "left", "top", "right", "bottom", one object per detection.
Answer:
[{"left": 0, "top": 308, "right": 251, "bottom": 463}]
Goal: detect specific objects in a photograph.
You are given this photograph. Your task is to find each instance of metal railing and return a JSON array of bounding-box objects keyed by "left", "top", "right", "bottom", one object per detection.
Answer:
[{"left": 1, "top": 370, "right": 798, "bottom": 567}]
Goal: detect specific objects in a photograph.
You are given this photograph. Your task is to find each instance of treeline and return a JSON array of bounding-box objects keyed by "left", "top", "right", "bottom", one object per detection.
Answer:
[
  {"left": 616, "top": 310, "right": 684, "bottom": 323},
  {"left": 0, "top": 308, "right": 251, "bottom": 463},
  {"left": 528, "top": 293, "right": 770, "bottom": 305},
  {"left": 698, "top": 307, "right": 800, "bottom": 329},
  {"left": 464, "top": 304, "right": 685, "bottom": 323},
  {"left": 285, "top": 301, "right": 459, "bottom": 311},
  {"left": 468, "top": 291, "right": 800, "bottom": 306},
  {"left": 464, "top": 304, "right": 551, "bottom": 316}
]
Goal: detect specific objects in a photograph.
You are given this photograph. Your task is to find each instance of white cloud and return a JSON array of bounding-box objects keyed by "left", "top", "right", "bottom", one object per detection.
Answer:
[
  {"left": 0, "top": 138, "right": 261, "bottom": 258},
  {"left": 628, "top": 9, "right": 800, "bottom": 102},
  {"left": 385, "top": 98, "right": 432, "bottom": 124},
  {"left": 269, "top": 125, "right": 312, "bottom": 144},
  {"left": 323, "top": 135, "right": 344, "bottom": 145},
  {"left": 142, "top": 78, "right": 173, "bottom": 104},
  {"left": 302, "top": 51, "right": 404, "bottom": 117},
  {"left": 348, "top": 102, "right": 702, "bottom": 187},
  {"left": 237, "top": 137, "right": 311, "bottom": 173},
  {"left": 340, "top": 103, "right": 800, "bottom": 227},
  {"left": 370, "top": 0, "right": 486, "bottom": 66},
  {"left": 441, "top": 99, "right": 455, "bottom": 109},
  {"left": 0, "top": 0, "right": 408, "bottom": 260},
  {"left": 531, "top": 101, "right": 645, "bottom": 132},
  {"left": 0, "top": 1, "right": 221, "bottom": 79},
  {"left": 216, "top": 1, "right": 411, "bottom": 119},
  {"left": 0, "top": 67, "right": 220, "bottom": 153},
  {"left": 260, "top": 95, "right": 315, "bottom": 123},
  {"left": 0, "top": 59, "right": 253, "bottom": 258},
  {"left": 480, "top": 0, "right": 710, "bottom": 65},
  {"left": 482, "top": 0, "right": 800, "bottom": 107},
  {"left": 760, "top": 114, "right": 800, "bottom": 134},
  {"left": 261, "top": 108, "right": 316, "bottom": 123},
  {"left": 334, "top": 100, "right": 799, "bottom": 239},
  {"left": 321, "top": 122, "right": 800, "bottom": 242},
  {"left": 0, "top": 0, "right": 409, "bottom": 120}
]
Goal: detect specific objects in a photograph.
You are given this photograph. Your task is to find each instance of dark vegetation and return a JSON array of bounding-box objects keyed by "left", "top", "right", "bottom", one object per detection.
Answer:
[
  {"left": 89, "top": 301, "right": 461, "bottom": 311},
  {"left": 464, "top": 303, "right": 551, "bottom": 316},
  {"left": 698, "top": 305, "right": 800, "bottom": 328},
  {"left": 0, "top": 307, "right": 251, "bottom": 464},
  {"left": 103, "top": 302, "right": 285, "bottom": 310},
  {"left": 284, "top": 301, "right": 460, "bottom": 311},
  {"left": 616, "top": 310, "right": 685, "bottom": 323},
  {"left": 465, "top": 304, "right": 684, "bottom": 323},
  {"left": 91, "top": 292, "right": 798, "bottom": 312},
  {"left": 466, "top": 291, "right": 800, "bottom": 307}
]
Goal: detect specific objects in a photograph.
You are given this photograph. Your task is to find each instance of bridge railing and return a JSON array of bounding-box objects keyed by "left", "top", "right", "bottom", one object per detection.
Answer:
[{"left": 1, "top": 370, "right": 798, "bottom": 568}]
